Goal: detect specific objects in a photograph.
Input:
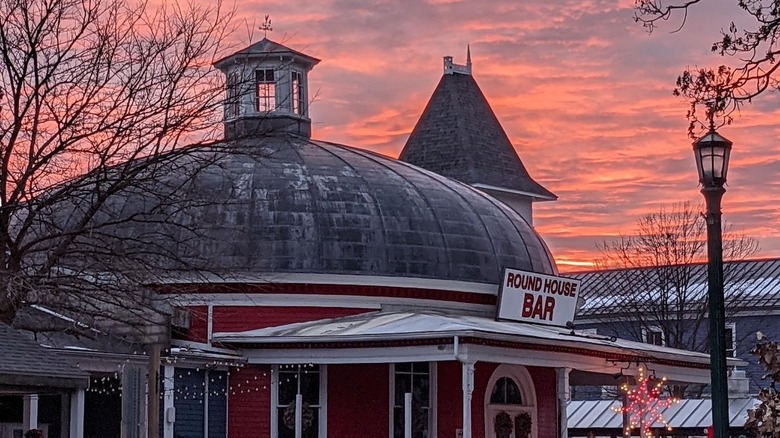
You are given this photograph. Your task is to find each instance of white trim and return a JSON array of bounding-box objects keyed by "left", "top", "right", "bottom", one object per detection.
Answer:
[
  {"left": 483, "top": 364, "right": 538, "bottom": 438},
  {"left": 431, "top": 362, "right": 438, "bottom": 438},
  {"left": 471, "top": 183, "right": 556, "bottom": 201},
  {"left": 171, "top": 294, "right": 492, "bottom": 315},
  {"left": 270, "top": 366, "right": 279, "bottom": 438},
  {"left": 207, "top": 304, "right": 214, "bottom": 345},
  {"left": 726, "top": 322, "right": 737, "bottom": 357},
  {"left": 163, "top": 366, "right": 175, "bottom": 438},
  {"left": 156, "top": 272, "right": 499, "bottom": 295},
  {"left": 321, "top": 365, "right": 328, "bottom": 438}
]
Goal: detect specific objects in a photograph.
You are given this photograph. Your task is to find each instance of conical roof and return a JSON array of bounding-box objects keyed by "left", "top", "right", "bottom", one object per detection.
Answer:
[{"left": 399, "top": 73, "right": 555, "bottom": 200}]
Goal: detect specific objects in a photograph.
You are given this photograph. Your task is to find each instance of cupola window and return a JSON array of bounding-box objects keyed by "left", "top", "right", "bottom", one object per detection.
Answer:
[
  {"left": 256, "top": 69, "right": 276, "bottom": 112},
  {"left": 291, "top": 71, "right": 305, "bottom": 116},
  {"left": 225, "top": 71, "right": 240, "bottom": 119}
]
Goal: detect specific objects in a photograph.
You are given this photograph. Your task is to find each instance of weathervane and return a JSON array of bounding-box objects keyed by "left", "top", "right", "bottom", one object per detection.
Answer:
[{"left": 260, "top": 15, "right": 273, "bottom": 38}]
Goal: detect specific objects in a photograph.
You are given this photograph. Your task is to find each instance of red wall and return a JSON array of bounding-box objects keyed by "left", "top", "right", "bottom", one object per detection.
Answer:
[
  {"left": 528, "top": 366, "right": 558, "bottom": 438},
  {"left": 184, "top": 306, "right": 208, "bottom": 343},
  {"left": 227, "top": 365, "right": 271, "bottom": 438},
  {"left": 437, "top": 361, "right": 464, "bottom": 438},
  {"left": 212, "top": 306, "right": 372, "bottom": 333},
  {"left": 328, "top": 364, "right": 389, "bottom": 438}
]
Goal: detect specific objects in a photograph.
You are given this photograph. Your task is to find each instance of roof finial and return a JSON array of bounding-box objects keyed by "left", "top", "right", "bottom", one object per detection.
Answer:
[
  {"left": 260, "top": 15, "right": 273, "bottom": 38},
  {"left": 466, "top": 44, "right": 472, "bottom": 70}
]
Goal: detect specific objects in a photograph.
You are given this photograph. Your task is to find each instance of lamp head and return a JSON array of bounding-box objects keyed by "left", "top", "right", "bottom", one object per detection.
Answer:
[{"left": 693, "top": 128, "right": 732, "bottom": 188}]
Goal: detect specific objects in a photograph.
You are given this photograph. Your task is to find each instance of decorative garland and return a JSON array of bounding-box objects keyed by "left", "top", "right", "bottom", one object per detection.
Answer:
[{"left": 282, "top": 402, "right": 314, "bottom": 431}]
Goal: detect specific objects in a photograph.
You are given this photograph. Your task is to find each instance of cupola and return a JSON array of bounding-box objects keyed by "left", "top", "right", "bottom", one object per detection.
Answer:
[{"left": 213, "top": 38, "right": 320, "bottom": 139}]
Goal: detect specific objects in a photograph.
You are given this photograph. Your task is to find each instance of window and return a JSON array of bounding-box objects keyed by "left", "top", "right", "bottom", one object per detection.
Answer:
[
  {"left": 490, "top": 377, "right": 522, "bottom": 404},
  {"left": 291, "top": 71, "right": 305, "bottom": 116},
  {"left": 225, "top": 71, "right": 240, "bottom": 119},
  {"left": 392, "top": 362, "right": 431, "bottom": 438},
  {"left": 643, "top": 326, "right": 665, "bottom": 346},
  {"left": 275, "top": 364, "right": 321, "bottom": 438},
  {"left": 725, "top": 323, "right": 737, "bottom": 357},
  {"left": 256, "top": 69, "right": 276, "bottom": 112}
]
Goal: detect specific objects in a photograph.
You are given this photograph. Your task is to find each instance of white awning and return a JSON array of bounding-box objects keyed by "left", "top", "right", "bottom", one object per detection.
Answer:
[
  {"left": 213, "top": 311, "right": 741, "bottom": 384},
  {"left": 567, "top": 398, "right": 759, "bottom": 430}
]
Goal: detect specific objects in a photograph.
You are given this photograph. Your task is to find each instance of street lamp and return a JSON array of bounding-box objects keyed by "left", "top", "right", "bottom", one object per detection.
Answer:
[{"left": 693, "top": 127, "right": 732, "bottom": 438}]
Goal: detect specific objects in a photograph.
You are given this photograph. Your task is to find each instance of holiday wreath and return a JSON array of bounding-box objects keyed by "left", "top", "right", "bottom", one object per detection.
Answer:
[{"left": 283, "top": 402, "right": 314, "bottom": 431}]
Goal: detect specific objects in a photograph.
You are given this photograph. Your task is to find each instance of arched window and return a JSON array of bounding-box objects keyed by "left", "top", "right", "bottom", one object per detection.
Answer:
[
  {"left": 484, "top": 365, "right": 537, "bottom": 438},
  {"left": 490, "top": 377, "right": 523, "bottom": 404}
]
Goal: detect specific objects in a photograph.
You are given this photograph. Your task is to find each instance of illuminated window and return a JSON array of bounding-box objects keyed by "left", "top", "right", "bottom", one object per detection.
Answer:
[
  {"left": 392, "top": 362, "right": 431, "bottom": 438},
  {"left": 291, "top": 71, "right": 305, "bottom": 116},
  {"left": 256, "top": 69, "right": 276, "bottom": 112}
]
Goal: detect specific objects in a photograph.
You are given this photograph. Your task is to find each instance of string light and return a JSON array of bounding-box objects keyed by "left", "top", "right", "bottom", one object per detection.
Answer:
[{"left": 612, "top": 367, "right": 679, "bottom": 438}]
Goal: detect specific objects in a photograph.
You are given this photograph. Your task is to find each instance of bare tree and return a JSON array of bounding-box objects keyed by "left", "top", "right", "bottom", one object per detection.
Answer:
[
  {"left": 635, "top": 0, "right": 780, "bottom": 134},
  {"left": 746, "top": 333, "right": 780, "bottom": 437},
  {"left": 585, "top": 202, "right": 759, "bottom": 397},
  {"left": 0, "top": 0, "right": 238, "bottom": 335}
]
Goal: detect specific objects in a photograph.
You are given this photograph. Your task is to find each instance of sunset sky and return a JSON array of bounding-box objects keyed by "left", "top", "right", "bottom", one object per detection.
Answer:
[{"left": 233, "top": 0, "right": 780, "bottom": 270}]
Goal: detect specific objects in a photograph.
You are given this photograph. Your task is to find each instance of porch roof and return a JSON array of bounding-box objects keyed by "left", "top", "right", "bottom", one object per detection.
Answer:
[
  {"left": 0, "top": 323, "right": 89, "bottom": 392},
  {"left": 213, "top": 311, "right": 740, "bottom": 383}
]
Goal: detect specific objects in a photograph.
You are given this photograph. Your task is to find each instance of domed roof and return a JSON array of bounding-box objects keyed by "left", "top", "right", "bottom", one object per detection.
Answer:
[{"left": 81, "top": 135, "right": 556, "bottom": 285}]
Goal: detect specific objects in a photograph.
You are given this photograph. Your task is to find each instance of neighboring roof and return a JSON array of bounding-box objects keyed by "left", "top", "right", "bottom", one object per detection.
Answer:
[
  {"left": 399, "top": 73, "right": 555, "bottom": 201},
  {"left": 567, "top": 398, "right": 758, "bottom": 431},
  {"left": 566, "top": 258, "right": 780, "bottom": 318},
  {"left": 213, "top": 38, "right": 320, "bottom": 69},
  {"left": 0, "top": 323, "right": 89, "bottom": 391},
  {"left": 214, "top": 310, "right": 734, "bottom": 374},
  {"left": 73, "top": 135, "right": 555, "bottom": 285}
]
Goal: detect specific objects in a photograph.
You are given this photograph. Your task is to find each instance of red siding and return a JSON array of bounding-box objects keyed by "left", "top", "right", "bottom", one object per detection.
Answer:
[
  {"left": 183, "top": 306, "right": 208, "bottom": 343},
  {"left": 328, "top": 364, "right": 389, "bottom": 438},
  {"left": 474, "top": 362, "right": 500, "bottom": 437},
  {"left": 228, "top": 365, "right": 271, "bottom": 438},
  {"left": 528, "top": 366, "right": 558, "bottom": 438},
  {"left": 437, "top": 361, "right": 463, "bottom": 438},
  {"left": 212, "top": 306, "right": 372, "bottom": 334}
]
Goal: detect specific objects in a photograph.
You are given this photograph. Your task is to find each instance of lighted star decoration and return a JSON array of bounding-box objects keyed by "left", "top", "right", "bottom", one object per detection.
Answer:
[{"left": 613, "top": 367, "right": 679, "bottom": 438}]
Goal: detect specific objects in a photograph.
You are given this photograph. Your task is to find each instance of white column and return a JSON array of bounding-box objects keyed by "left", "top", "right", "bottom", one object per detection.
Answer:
[
  {"left": 461, "top": 361, "right": 475, "bottom": 438},
  {"left": 69, "top": 389, "right": 85, "bottom": 438},
  {"left": 404, "top": 392, "right": 412, "bottom": 438},
  {"left": 23, "top": 394, "right": 39, "bottom": 431},
  {"left": 163, "top": 365, "right": 175, "bottom": 438},
  {"left": 557, "top": 367, "right": 571, "bottom": 438},
  {"left": 295, "top": 393, "right": 303, "bottom": 438}
]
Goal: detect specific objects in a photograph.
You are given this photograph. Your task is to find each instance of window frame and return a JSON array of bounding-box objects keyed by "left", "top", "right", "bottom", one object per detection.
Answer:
[
  {"left": 725, "top": 322, "right": 737, "bottom": 358},
  {"left": 642, "top": 326, "right": 666, "bottom": 346},
  {"left": 270, "top": 364, "right": 328, "bottom": 438},
  {"left": 225, "top": 71, "right": 240, "bottom": 119},
  {"left": 388, "top": 362, "right": 437, "bottom": 438},
  {"left": 255, "top": 68, "right": 277, "bottom": 113},
  {"left": 291, "top": 70, "right": 306, "bottom": 116}
]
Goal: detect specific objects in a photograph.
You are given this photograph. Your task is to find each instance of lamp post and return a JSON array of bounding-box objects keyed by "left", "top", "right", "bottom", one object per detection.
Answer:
[{"left": 693, "top": 127, "right": 732, "bottom": 438}]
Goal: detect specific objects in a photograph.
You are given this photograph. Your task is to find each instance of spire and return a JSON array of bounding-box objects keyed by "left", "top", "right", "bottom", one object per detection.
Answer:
[
  {"left": 400, "top": 61, "right": 556, "bottom": 218},
  {"left": 466, "top": 44, "right": 472, "bottom": 71}
]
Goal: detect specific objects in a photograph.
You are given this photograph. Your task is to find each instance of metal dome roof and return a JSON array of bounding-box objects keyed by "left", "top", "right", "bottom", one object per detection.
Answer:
[{"left": 92, "top": 135, "right": 556, "bottom": 285}]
